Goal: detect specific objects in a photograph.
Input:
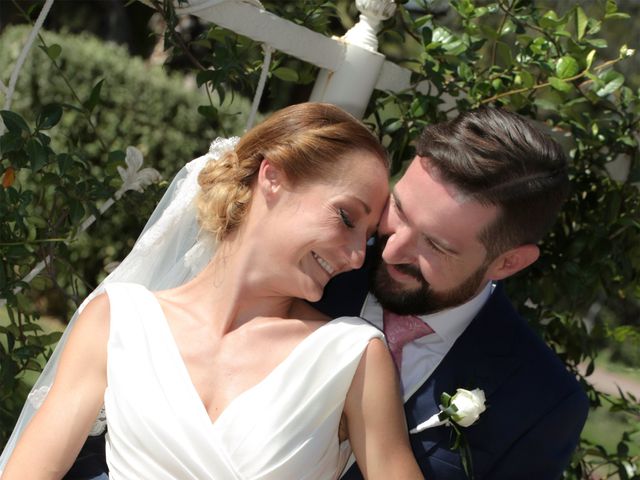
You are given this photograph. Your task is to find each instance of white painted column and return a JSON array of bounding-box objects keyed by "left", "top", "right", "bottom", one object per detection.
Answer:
[{"left": 309, "top": 0, "right": 396, "bottom": 119}]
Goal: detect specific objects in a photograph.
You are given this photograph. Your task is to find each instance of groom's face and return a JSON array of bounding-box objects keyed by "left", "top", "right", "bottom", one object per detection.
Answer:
[{"left": 371, "top": 157, "right": 499, "bottom": 315}]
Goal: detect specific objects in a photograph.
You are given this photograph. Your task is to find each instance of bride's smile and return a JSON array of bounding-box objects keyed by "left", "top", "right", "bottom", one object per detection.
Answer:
[{"left": 311, "top": 251, "right": 335, "bottom": 276}]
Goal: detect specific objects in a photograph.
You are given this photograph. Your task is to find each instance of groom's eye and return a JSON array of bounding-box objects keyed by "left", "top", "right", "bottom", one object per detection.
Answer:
[{"left": 422, "top": 236, "right": 446, "bottom": 255}]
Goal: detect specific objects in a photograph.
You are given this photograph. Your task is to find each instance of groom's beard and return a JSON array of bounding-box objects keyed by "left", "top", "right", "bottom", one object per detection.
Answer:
[{"left": 369, "top": 235, "right": 489, "bottom": 315}]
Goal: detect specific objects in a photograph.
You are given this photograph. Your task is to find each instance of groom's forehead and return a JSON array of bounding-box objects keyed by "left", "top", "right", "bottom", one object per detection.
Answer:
[
  {"left": 400, "top": 156, "right": 476, "bottom": 206},
  {"left": 395, "top": 158, "right": 497, "bottom": 244},
  {"left": 397, "top": 157, "right": 446, "bottom": 201}
]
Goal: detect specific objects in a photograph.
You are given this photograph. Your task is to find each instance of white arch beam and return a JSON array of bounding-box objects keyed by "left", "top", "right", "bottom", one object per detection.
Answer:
[{"left": 157, "top": 1, "right": 435, "bottom": 93}]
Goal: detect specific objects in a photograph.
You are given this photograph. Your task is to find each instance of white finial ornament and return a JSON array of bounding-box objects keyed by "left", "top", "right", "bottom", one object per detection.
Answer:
[{"left": 342, "top": 0, "right": 396, "bottom": 52}]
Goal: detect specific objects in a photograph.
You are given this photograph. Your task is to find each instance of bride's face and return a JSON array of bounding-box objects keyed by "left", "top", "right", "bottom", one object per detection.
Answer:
[{"left": 258, "top": 150, "right": 389, "bottom": 303}]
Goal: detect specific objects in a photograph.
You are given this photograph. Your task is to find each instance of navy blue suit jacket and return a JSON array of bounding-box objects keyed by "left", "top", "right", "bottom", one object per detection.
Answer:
[{"left": 328, "top": 277, "right": 589, "bottom": 480}]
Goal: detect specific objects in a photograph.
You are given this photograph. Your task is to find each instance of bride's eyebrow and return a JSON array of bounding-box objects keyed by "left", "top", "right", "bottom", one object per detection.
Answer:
[{"left": 345, "top": 196, "right": 372, "bottom": 215}]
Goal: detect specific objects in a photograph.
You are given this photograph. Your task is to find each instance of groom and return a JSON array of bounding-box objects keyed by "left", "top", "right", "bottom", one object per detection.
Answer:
[{"left": 321, "top": 107, "right": 589, "bottom": 479}]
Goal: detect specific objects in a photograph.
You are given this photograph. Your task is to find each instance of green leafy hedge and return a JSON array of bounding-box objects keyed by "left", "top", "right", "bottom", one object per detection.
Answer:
[{"left": 0, "top": 25, "right": 248, "bottom": 174}]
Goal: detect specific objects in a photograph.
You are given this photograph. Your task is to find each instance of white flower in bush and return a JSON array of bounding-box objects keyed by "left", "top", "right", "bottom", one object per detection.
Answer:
[{"left": 116, "top": 146, "right": 161, "bottom": 198}]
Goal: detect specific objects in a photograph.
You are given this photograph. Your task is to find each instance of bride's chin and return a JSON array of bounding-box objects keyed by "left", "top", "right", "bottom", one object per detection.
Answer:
[
  {"left": 299, "top": 279, "right": 325, "bottom": 303},
  {"left": 304, "top": 290, "right": 323, "bottom": 303}
]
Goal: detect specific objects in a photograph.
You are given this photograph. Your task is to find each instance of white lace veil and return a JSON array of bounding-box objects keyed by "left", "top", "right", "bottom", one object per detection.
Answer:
[{"left": 0, "top": 136, "right": 240, "bottom": 471}]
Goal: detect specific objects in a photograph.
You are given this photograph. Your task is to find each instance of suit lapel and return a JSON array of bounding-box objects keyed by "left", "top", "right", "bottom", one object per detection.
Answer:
[{"left": 405, "top": 284, "right": 523, "bottom": 457}]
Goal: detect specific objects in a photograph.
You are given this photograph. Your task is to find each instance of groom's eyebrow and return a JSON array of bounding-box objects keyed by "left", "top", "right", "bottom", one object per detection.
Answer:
[{"left": 391, "top": 190, "right": 405, "bottom": 217}]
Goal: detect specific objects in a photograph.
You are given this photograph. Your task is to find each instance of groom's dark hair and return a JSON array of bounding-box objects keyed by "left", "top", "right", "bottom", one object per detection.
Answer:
[{"left": 416, "top": 107, "right": 570, "bottom": 259}]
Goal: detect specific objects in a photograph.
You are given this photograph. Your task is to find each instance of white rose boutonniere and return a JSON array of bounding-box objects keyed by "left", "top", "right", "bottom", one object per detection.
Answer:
[
  {"left": 447, "top": 388, "right": 486, "bottom": 426},
  {"left": 410, "top": 388, "right": 487, "bottom": 479}
]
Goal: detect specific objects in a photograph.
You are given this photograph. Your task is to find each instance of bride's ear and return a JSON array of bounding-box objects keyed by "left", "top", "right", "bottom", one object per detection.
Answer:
[{"left": 257, "top": 158, "right": 284, "bottom": 202}]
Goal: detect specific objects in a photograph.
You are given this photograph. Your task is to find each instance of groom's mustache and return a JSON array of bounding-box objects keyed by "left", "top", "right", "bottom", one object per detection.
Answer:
[
  {"left": 392, "top": 263, "right": 424, "bottom": 281},
  {"left": 375, "top": 235, "right": 424, "bottom": 283}
]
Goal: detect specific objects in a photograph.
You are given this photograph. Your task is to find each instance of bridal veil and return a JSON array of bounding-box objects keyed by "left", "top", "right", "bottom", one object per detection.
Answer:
[{"left": 0, "top": 137, "right": 239, "bottom": 471}]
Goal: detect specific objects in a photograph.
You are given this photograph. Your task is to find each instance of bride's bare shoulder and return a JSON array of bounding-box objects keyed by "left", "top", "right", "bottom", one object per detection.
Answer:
[
  {"left": 52, "top": 293, "right": 110, "bottom": 388},
  {"left": 72, "top": 292, "right": 111, "bottom": 340}
]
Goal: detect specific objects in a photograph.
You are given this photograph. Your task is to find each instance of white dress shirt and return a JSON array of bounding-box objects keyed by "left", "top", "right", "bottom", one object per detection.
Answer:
[
  {"left": 360, "top": 281, "right": 494, "bottom": 401},
  {"left": 340, "top": 282, "right": 495, "bottom": 477}
]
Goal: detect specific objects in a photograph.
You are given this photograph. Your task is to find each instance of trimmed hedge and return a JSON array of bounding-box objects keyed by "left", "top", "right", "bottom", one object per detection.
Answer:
[{"left": 1, "top": 25, "right": 248, "bottom": 174}]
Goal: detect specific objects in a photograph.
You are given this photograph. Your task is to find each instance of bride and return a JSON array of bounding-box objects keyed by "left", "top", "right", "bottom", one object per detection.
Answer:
[{"left": 1, "top": 103, "right": 424, "bottom": 479}]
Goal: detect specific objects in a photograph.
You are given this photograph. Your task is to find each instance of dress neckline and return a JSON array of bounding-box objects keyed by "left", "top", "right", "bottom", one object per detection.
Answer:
[{"left": 141, "top": 285, "right": 333, "bottom": 429}]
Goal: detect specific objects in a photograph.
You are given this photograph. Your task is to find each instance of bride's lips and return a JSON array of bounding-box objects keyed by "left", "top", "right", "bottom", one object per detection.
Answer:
[{"left": 312, "top": 251, "right": 335, "bottom": 277}]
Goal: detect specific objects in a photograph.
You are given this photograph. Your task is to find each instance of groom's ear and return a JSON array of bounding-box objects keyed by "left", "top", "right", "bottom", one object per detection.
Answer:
[
  {"left": 486, "top": 244, "right": 540, "bottom": 281},
  {"left": 257, "top": 158, "right": 285, "bottom": 201}
]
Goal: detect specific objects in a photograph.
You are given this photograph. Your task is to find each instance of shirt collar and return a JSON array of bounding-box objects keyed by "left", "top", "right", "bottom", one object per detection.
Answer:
[
  {"left": 362, "top": 282, "right": 494, "bottom": 343},
  {"left": 421, "top": 281, "right": 493, "bottom": 342}
]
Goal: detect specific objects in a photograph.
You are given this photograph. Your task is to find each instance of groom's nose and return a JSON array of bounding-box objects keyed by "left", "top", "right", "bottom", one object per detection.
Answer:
[
  {"left": 379, "top": 202, "right": 417, "bottom": 265},
  {"left": 382, "top": 223, "right": 417, "bottom": 265}
]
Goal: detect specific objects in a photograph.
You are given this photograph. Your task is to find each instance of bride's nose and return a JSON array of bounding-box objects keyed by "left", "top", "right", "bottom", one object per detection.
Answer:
[{"left": 346, "top": 236, "right": 367, "bottom": 270}]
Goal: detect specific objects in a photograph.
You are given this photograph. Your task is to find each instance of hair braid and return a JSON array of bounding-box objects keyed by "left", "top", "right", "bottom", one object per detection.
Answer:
[{"left": 197, "top": 150, "right": 260, "bottom": 242}]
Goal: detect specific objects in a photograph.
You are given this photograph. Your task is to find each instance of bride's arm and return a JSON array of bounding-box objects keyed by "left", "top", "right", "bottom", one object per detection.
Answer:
[
  {"left": 1, "top": 295, "right": 110, "bottom": 480},
  {"left": 344, "top": 338, "right": 424, "bottom": 480}
]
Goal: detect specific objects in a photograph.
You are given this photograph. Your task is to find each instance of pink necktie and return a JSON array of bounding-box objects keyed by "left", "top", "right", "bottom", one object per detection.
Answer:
[{"left": 383, "top": 310, "right": 434, "bottom": 370}]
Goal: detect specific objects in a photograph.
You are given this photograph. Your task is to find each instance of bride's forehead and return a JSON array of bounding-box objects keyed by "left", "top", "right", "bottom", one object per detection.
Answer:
[
  {"left": 285, "top": 177, "right": 387, "bottom": 223},
  {"left": 282, "top": 149, "right": 386, "bottom": 186}
]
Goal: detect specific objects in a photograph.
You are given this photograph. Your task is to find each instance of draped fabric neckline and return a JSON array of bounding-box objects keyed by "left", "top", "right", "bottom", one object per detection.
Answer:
[
  {"left": 144, "top": 287, "right": 329, "bottom": 429},
  {"left": 104, "top": 282, "right": 384, "bottom": 479}
]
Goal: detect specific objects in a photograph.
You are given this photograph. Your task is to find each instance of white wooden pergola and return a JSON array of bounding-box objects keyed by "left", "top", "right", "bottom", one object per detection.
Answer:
[{"left": 166, "top": 0, "right": 438, "bottom": 119}]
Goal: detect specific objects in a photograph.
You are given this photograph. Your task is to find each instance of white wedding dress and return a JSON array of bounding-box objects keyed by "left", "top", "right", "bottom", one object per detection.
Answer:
[{"left": 103, "top": 282, "right": 383, "bottom": 480}]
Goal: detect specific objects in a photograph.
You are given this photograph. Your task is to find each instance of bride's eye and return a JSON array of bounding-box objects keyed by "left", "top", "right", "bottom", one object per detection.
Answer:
[{"left": 338, "top": 208, "right": 355, "bottom": 229}]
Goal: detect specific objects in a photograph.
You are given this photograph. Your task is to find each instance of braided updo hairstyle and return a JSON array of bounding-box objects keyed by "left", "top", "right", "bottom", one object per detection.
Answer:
[{"left": 197, "top": 102, "right": 388, "bottom": 241}]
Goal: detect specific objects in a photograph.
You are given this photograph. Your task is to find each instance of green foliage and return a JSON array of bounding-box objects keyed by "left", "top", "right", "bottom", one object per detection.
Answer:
[
  {"left": 158, "top": 0, "right": 328, "bottom": 109},
  {"left": 0, "top": 25, "right": 252, "bottom": 315},
  {"left": 0, "top": 25, "right": 247, "bottom": 171},
  {"left": 0, "top": 104, "right": 118, "bottom": 441}
]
